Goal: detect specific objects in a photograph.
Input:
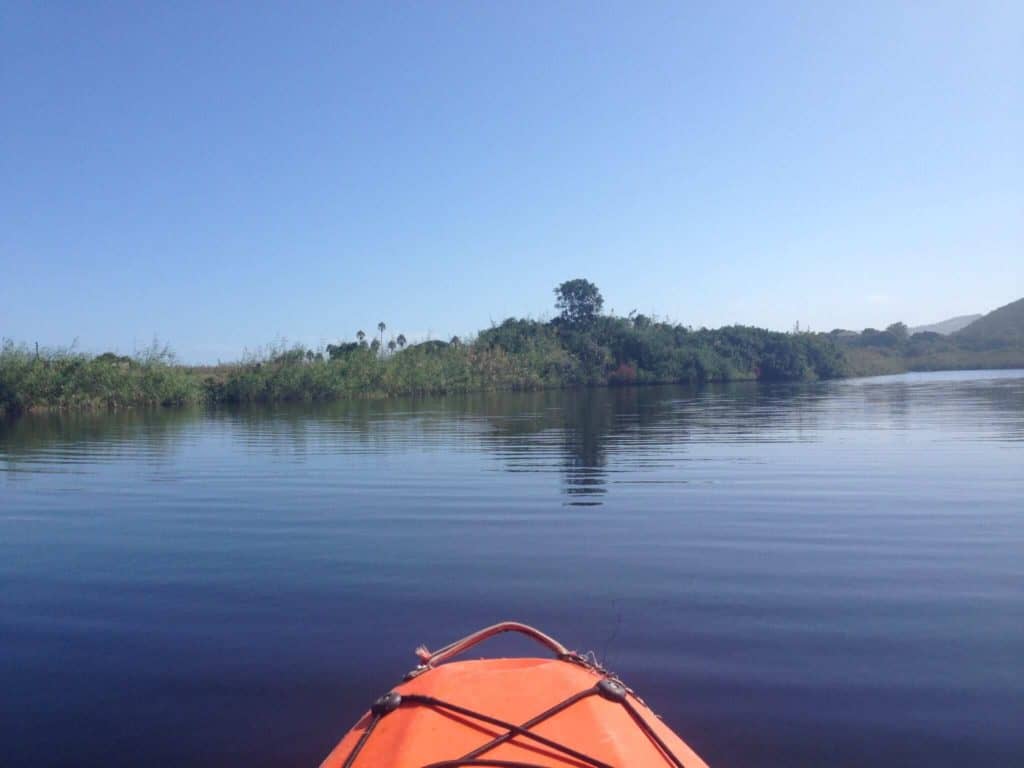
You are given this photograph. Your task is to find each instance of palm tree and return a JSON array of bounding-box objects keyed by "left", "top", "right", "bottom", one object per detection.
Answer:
[
  {"left": 387, "top": 339, "right": 397, "bottom": 355},
  {"left": 370, "top": 339, "right": 380, "bottom": 354},
  {"left": 396, "top": 334, "right": 406, "bottom": 349},
  {"left": 356, "top": 330, "right": 366, "bottom": 344},
  {"left": 377, "top": 322, "right": 386, "bottom": 351}
]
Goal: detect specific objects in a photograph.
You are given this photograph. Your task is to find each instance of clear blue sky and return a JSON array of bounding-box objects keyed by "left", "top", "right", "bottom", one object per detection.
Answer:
[{"left": 2, "top": 2, "right": 1021, "bottom": 362}]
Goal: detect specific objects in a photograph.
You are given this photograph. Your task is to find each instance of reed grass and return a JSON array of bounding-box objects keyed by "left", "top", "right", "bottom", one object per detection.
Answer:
[{"left": 0, "top": 340, "right": 199, "bottom": 416}]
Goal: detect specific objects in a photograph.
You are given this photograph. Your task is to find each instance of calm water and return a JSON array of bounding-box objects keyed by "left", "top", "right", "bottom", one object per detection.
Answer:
[{"left": 2, "top": 370, "right": 1023, "bottom": 767}]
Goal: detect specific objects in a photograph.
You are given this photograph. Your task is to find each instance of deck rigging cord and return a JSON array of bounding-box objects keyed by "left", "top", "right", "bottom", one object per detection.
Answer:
[{"left": 338, "top": 622, "right": 689, "bottom": 768}]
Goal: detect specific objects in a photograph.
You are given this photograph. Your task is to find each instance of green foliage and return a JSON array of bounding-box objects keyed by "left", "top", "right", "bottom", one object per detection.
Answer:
[
  {"left": 476, "top": 309, "right": 847, "bottom": 387},
  {"left": 326, "top": 342, "right": 361, "bottom": 359},
  {"left": 203, "top": 339, "right": 565, "bottom": 404},
  {"left": 0, "top": 340, "right": 199, "bottom": 416},
  {"left": 412, "top": 339, "right": 449, "bottom": 354},
  {"left": 0, "top": 279, "right": 878, "bottom": 416},
  {"left": 554, "top": 278, "right": 604, "bottom": 328},
  {"left": 886, "top": 322, "right": 909, "bottom": 344}
]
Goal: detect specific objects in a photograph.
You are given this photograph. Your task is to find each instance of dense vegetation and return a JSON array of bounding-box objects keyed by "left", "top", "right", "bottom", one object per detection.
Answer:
[
  {"left": 0, "top": 342, "right": 198, "bottom": 416},
  {"left": 4, "top": 282, "right": 1021, "bottom": 417},
  {"left": 189, "top": 280, "right": 849, "bottom": 409}
]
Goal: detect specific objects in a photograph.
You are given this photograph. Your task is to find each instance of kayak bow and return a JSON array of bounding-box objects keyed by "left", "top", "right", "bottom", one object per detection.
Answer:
[{"left": 319, "top": 621, "right": 710, "bottom": 768}]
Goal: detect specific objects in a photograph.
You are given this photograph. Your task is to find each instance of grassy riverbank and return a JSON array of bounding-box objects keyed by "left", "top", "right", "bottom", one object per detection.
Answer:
[
  {"left": 6, "top": 285, "right": 1020, "bottom": 417},
  {"left": 0, "top": 342, "right": 199, "bottom": 415},
  {"left": 1, "top": 325, "right": 846, "bottom": 416}
]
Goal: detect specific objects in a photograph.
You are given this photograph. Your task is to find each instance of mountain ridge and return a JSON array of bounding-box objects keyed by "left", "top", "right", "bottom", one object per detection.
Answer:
[
  {"left": 910, "top": 314, "right": 982, "bottom": 335},
  {"left": 955, "top": 297, "right": 1024, "bottom": 347}
]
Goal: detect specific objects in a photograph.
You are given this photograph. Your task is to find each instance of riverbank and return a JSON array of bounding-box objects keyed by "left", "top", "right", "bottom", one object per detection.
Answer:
[
  {"left": 1, "top": 320, "right": 847, "bottom": 416},
  {"left": 6, "top": 336, "right": 1023, "bottom": 418},
  {"left": 842, "top": 346, "right": 1024, "bottom": 377},
  {"left": 6, "top": 338, "right": 1023, "bottom": 419},
  {"left": 6, "top": 291, "right": 1022, "bottom": 417}
]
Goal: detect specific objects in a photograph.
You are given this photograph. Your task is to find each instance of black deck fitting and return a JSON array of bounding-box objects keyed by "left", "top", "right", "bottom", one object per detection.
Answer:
[
  {"left": 371, "top": 691, "right": 402, "bottom": 716},
  {"left": 597, "top": 678, "right": 627, "bottom": 702}
]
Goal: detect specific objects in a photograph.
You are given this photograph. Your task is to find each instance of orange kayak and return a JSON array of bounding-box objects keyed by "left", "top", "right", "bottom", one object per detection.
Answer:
[{"left": 319, "top": 622, "right": 710, "bottom": 768}]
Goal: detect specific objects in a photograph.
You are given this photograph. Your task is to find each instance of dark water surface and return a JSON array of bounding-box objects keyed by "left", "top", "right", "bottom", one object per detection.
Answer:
[{"left": 2, "top": 370, "right": 1023, "bottom": 767}]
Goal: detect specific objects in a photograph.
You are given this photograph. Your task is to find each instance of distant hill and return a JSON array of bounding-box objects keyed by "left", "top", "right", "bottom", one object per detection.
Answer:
[
  {"left": 955, "top": 298, "right": 1024, "bottom": 347},
  {"left": 832, "top": 296, "right": 1024, "bottom": 376},
  {"left": 910, "top": 314, "right": 982, "bottom": 335}
]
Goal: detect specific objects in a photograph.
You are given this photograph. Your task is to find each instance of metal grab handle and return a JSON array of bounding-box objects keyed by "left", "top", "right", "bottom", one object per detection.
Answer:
[{"left": 415, "top": 622, "right": 571, "bottom": 668}]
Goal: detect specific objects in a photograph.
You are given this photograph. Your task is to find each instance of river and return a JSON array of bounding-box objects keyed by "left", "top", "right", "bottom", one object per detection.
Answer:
[{"left": 2, "top": 370, "right": 1022, "bottom": 767}]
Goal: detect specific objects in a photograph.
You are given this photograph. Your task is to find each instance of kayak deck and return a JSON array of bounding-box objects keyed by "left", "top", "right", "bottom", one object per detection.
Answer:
[{"left": 319, "top": 622, "right": 710, "bottom": 768}]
